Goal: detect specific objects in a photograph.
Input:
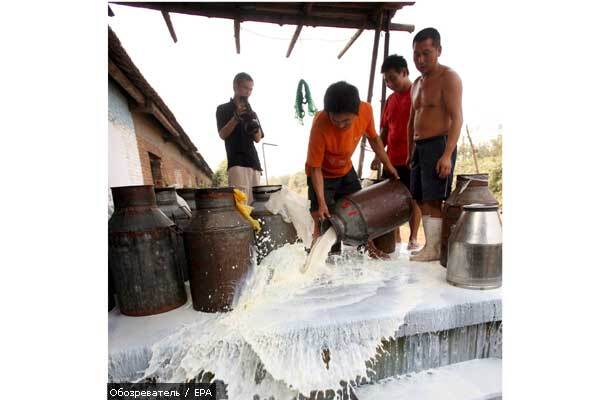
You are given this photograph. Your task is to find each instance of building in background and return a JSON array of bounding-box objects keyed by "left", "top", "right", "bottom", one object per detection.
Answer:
[{"left": 108, "top": 27, "right": 213, "bottom": 194}]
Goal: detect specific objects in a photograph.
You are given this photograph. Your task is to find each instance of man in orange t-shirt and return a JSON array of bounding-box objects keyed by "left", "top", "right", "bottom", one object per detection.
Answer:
[{"left": 306, "top": 81, "right": 399, "bottom": 255}]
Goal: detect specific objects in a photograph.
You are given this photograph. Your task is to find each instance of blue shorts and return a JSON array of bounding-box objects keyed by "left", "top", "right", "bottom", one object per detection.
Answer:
[{"left": 410, "top": 135, "right": 457, "bottom": 202}]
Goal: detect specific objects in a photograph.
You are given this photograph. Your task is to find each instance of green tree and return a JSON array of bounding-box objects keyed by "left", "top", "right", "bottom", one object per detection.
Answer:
[{"left": 212, "top": 159, "right": 228, "bottom": 187}]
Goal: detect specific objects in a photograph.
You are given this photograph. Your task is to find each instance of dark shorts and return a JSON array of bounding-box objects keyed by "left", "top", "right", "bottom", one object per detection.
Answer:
[
  {"left": 410, "top": 135, "right": 457, "bottom": 202},
  {"left": 307, "top": 167, "right": 362, "bottom": 212},
  {"left": 382, "top": 165, "right": 411, "bottom": 188}
]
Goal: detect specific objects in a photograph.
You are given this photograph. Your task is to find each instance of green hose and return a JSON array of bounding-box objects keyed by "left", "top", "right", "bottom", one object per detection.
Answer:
[{"left": 294, "top": 79, "right": 318, "bottom": 125}]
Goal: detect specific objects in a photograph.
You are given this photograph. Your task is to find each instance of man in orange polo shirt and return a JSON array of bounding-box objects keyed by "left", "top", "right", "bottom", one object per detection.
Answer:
[{"left": 306, "top": 81, "right": 399, "bottom": 255}]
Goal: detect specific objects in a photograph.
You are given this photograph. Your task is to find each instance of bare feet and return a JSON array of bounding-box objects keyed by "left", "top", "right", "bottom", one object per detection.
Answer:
[
  {"left": 367, "top": 240, "right": 391, "bottom": 260},
  {"left": 407, "top": 240, "right": 420, "bottom": 251}
]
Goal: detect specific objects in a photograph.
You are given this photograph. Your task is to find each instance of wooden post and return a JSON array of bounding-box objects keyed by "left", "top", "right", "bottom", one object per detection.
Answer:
[
  {"left": 357, "top": 12, "right": 383, "bottom": 180},
  {"left": 337, "top": 29, "right": 364, "bottom": 59},
  {"left": 161, "top": 11, "right": 178, "bottom": 43},
  {"left": 376, "top": 16, "right": 391, "bottom": 180},
  {"left": 234, "top": 19, "right": 240, "bottom": 54},
  {"left": 286, "top": 24, "right": 303, "bottom": 57},
  {"left": 465, "top": 125, "right": 480, "bottom": 173}
]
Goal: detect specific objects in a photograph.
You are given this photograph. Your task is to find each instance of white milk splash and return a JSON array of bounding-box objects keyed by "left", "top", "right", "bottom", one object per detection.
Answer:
[
  {"left": 142, "top": 187, "right": 424, "bottom": 398},
  {"left": 301, "top": 227, "right": 338, "bottom": 273}
]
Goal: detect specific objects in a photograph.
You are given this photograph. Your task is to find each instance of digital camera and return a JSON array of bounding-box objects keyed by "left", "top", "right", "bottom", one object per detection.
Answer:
[{"left": 238, "top": 96, "right": 260, "bottom": 136}]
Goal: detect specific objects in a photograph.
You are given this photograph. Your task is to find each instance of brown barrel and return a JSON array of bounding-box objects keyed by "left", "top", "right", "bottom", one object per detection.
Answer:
[
  {"left": 251, "top": 185, "right": 298, "bottom": 264},
  {"left": 329, "top": 179, "right": 412, "bottom": 246},
  {"left": 176, "top": 188, "right": 198, "bottom": 213},
  {"left": 155, "top": 187, "right": 192, "bottom": 281},
  {"left": 109, "top": 185, "right": 187, "bottom": 316},
  {"left": 441, "top": 174, "right": 499, "bottom": 267},
  {"left": 184, "top": 187, "right": 254, "bottom": 312}
]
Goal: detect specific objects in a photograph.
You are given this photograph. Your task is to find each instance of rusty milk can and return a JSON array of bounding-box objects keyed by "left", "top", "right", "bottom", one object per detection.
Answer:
[
  {"left": 155, "top": 187, "right": 192, "bottom": 281},
  {"left": 109, "top": 185, "right": 187, "bottom": 316},
  {"left": 441, "top": 174, "right": 499, "bottom": 267},
  {"left": 184, "top": 187, "right": 254, "bottom": 312},
  {"left": 176, "top": 188, "right": 198, "bottom": 214},
  {"left": 368, "top": 179, "right": 397, "bottom": 254},
  {"left": 328, "top": 179, "right": 412, "bottom": 245},
  {"left": 251, "top": 185, "right": 298, "bottom": 264}
]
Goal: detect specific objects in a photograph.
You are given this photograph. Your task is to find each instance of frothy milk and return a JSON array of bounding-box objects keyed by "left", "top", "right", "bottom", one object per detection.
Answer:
[{"left": 301, "top": 227, "right": 338, "bottom": 273}]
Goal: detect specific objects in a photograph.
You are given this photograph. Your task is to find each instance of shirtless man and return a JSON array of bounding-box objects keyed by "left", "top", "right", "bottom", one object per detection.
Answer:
[{"left": 408, "top": 27, "right": 463, "bottom": 262}]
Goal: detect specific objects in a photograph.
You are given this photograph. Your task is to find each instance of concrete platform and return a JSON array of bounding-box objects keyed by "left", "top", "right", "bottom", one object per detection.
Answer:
[
  {"left": 355, "top": 358, "right": 502, "bottom": 400},
  {"left": 109, "top": 245, "right": 502, "bottom": 398}
]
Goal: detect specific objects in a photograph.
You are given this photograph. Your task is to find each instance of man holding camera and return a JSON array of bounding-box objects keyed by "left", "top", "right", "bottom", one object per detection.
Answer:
[{"left": 216, "top": 72, "right": 264, "bottom": 203}]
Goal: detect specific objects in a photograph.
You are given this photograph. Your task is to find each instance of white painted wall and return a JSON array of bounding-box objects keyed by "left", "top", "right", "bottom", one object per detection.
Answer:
[{"left": 108, "top": 80, "right": 144, "bottom": 188}]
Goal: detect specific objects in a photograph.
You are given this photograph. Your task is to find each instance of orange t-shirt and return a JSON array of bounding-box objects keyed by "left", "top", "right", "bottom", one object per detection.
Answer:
[{"left": 305, "top": 102, "right": 378, "bottom": 178}]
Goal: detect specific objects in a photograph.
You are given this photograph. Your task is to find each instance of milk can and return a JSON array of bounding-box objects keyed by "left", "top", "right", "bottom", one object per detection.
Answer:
[
  {"left": 447, "top": 204, "right": 502, "bottom": 289},
  {"left": 367, "top": 179, "right": 398, "bottom": 254},
  {"left": 109, "top": 185, "right": 187, "bottom": 316},
  {"left": 155, "top": 187, "right": 192, "bottom": 281},
  {"left": 176, "top": 188, "right": 198, "bottom": 214},
  {"left": 441, "top": 174, "right": 498, "bottom": 267},
  {"left": 328, "top": 179, "right": 412, "bottom": 245},
  {"left": 184, "top": 188, "right": 254, "bottom": 312},
  {"left": 251, "top": 185, "right": 298, "bottom": 264}
]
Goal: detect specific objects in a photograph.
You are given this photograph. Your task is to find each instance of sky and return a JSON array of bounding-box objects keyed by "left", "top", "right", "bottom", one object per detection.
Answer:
[{"left": 109, "top": 1, "right": 509, "bottom": 180}]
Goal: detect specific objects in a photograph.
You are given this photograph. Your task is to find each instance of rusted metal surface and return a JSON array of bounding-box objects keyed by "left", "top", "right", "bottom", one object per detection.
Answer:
[
  {"left": 251, "top": 185, "right": 298, "bottom": 264},
  {"left": 369, "top": 178, "right": 397, "bottom": 254},
  {"left": 329, "top": 179, "right": 412, "bottom": 245},
  {"left": 176, "top": 188, "right": 198, "bottom": 213},
  {"left": 441, "top": 174, "right": 499, "bottom": 267},
  {"left": 155, "top": 187, "right": 192, "bottom": 281},
  {"left": 184, "top": 187, "right": 254, "bottom": 312},
  {"left": 109, "top": 185, "right": 187, "bottom": 316}
]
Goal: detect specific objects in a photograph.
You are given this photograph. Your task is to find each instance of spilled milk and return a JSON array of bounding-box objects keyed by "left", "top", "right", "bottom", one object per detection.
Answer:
[
  {"left": 301, "top": 227, "right": 338, "bottom": 273},
  {"left": 140, "top": 190, "right": 424, "bottom": 398}
]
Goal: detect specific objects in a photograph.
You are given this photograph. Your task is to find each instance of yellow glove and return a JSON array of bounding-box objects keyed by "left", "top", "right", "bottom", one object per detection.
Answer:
[{"left": 233, "top": 189, "right": 261, "bottom": 232}]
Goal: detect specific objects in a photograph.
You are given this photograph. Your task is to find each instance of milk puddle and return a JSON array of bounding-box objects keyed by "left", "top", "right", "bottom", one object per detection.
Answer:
[{"left": 142, "top": 191, "right": 423, "bottom": 398}]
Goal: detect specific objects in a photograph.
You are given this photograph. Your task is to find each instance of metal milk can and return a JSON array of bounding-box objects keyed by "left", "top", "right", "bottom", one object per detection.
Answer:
[
  {"left": 251, "top": 185, "right": 298, "bottom": 264},
  {"left": 184, "top": 187, "right": 254, "bottom": 312},
  {"left": 109, "top": 185, "right": 187, "bottom": 316},
  {"left": 441, "top": 174, "right": 498, "bottom": 267},
  {"left": 447, "top": 204, "right": 502, "bottom": 289},
  {"left": 328, "top": 179, "right": 412, "bottom": 245}
]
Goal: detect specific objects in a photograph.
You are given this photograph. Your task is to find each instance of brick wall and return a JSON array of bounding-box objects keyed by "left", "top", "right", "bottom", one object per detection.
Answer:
[{"left": 130, "top": 110, "right": 212, "bottom": 188}]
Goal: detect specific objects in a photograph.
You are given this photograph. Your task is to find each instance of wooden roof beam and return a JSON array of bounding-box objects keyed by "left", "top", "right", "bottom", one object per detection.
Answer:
[
  {"left": 390, "top": 23, "right": 415, "bottom": 33},
  {"left": 114, "top": 2, "right": 412, "bottom": 31},
  {"left": 337, "top": 28, "right": 364, "bottom": 59},
  {"left": 108, "top": 58, "right": 145, "bottom": 104},
  {"left": 234, "top": 19, "right": 240, "bottom": 54},
  {"left": 286, "top": 24, "right": 303, "bottom": 58},
  {"left": 161, "top": 11, "right": 178, "bottom": 43},
  {"left": 285, "top": 3, "right": 310, "bottom": 58}
]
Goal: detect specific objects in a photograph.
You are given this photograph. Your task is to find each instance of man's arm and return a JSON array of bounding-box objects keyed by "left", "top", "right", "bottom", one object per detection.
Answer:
[
  {"left": 310, "top": 167, "right": 330, "bottom": 219},
  {"left": 407, "top": 105, "right": 415, "bottom": 165},
  {"left": 370, "top": 126, "right": 388, "bottom": 170},
  {"left": 367, "top": 135, "right": 399, "bottom": 179},
  {"left": 436, "top": 70, "right": 463, "bottom": 178},
  {"left": 253, "top": 128, "right": 262, "bottom": 143},
  {"left": 218, "top": 115, "right": 239, "bottom": 140}
]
